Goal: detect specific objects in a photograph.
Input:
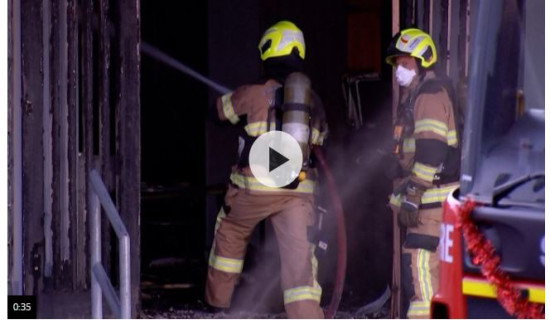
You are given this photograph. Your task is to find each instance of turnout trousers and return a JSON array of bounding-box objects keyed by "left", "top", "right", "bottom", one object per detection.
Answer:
[
  {"left": 206, "top": 185, "right": 324, "bottom": 319},
  {"left": 392, "top": 205, "right": 441, "bottom": 319}
]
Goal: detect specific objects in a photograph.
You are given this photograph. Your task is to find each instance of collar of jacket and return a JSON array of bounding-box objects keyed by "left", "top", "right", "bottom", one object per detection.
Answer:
[{"left": 401, "top": 70, "right": 437, "bottom": 103}]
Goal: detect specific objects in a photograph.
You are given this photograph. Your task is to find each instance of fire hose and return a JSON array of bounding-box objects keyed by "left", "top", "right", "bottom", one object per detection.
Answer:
[
  {"left": 312, "top": 147, "right": 347, "bottom": 318},
  {"left": 142, "top": 42, "right": 347, "bottom": 317}
]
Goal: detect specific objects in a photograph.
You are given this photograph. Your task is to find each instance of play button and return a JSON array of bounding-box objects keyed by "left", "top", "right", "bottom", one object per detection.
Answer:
[
  {"left": 249, "top": 131, "right": 303, "bottom": 188},
  {"left": 269, "top": 147, "right": 289, "bottom": 172}
]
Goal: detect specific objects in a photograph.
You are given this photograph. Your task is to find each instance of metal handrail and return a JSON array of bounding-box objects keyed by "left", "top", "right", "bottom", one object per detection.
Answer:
[{"left": 88, "top": 169, "right": 131, "bottom": 318}]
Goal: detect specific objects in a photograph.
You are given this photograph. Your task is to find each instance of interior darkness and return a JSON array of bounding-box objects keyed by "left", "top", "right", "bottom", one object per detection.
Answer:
[{"left": 140, "top": 0, "right": 395, "bottom": 315}]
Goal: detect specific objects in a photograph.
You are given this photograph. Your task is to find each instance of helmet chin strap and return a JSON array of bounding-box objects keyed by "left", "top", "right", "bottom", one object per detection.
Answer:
[{"left": 413, "top": 58, "right": 428, "bottom": 78}]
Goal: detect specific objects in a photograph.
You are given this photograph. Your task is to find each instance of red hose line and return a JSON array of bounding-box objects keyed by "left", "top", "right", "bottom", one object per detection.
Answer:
[{"left": 313, "top": 146, "right": 347, "bottom": 319}]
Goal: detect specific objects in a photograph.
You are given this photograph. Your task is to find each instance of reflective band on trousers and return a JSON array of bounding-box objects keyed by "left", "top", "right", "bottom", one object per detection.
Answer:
[
  {"left": 221, "top": 93, "right": 240, "bottom": 124},
  {"left": 214, "top": 207, "right": 226, "bottom": 233},
  {"left": 284, "top": 284, "right": 322, "bottom": 304},
  {"left": 417, "top": 249, "right": 434, "bottom": 301},
  {"left": 284, "top": 244, "right": 322, "bottom": 305},
  {"left": 208, "top": 207, "right": 244, "bottom": 273},
  {"left": 230, "top": 172, "right": 315, "bottom": 194},
  {"left": 407, "top": 300, "right": 430, "bottom": 317},
  {"left": 390, "top": 183, "right": 458, "bottom": 207},
  {"left": 208, "top": 253, "right": 244, "bottom": 274},
  {"left": 407, "top": 249, "right": 433, "bottom": 318}
]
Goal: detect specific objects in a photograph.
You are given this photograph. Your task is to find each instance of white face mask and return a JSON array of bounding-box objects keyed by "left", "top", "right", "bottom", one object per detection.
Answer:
[{"left": 395, "top": 65, "right": 416, "bottom": 87}]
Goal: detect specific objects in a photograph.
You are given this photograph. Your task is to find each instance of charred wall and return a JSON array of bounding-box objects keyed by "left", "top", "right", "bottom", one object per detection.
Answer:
[{"left": 8, "top": 0, "right": 141, "bottom": 316}]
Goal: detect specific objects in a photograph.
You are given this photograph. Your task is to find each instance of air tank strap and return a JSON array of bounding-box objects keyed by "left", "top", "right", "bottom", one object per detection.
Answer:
[
  {"left": 237, "top": 86, "right": 284, "bottom": 168},
  {"left": 282, "top": 103, "right": 311, "bottom": 112}
]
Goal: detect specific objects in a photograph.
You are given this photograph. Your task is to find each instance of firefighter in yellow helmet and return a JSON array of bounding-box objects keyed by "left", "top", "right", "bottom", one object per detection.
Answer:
[
  {"left": 205, "top": 20, "right": 328, "bottom": 318},
  {"left": 386, "top": 28, "right": 460, "bottom": 318}
]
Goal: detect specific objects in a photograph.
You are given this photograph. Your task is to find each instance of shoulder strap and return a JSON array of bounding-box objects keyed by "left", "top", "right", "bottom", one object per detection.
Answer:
[{"left": 237, "top": 85, "right": 284, "bottom": 168}]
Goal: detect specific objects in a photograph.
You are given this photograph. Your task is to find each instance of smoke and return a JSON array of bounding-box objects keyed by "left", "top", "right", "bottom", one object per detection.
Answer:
[
  {"left": 318, "top": 94, "right": 395, "bottom": 309},
  {"left": 322, "top": 93, "right": 395, "bottom": 204},
  {"left": 230, "top": 227, "right": 285, "bottom": 315}
]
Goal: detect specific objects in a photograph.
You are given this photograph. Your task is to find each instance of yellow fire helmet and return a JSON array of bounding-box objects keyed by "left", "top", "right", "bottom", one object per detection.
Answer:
[
  {"left": 386, "top": 28, "right": 437, "bottom": 68},
  {"left": 258, "top": 20, "right": 305, "bottom": 61}
]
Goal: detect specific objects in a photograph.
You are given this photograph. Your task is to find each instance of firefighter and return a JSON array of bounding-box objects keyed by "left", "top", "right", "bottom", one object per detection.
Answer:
[
  {"left": 385, "top": 28, "right": 461, "bottom": 318},
  {"left": 205, "top": 20, "right": 328, "bottom": 319}
]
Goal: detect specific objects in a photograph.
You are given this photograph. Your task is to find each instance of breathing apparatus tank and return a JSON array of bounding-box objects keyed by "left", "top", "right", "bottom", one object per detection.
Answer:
[{"left": 282, "top": 72, "right": 312, "bottom": 181}]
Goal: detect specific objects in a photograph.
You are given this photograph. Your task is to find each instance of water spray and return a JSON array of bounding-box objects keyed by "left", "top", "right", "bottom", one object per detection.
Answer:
[{"left": 141, "top": 42, "right": 231, "bottom": 95}]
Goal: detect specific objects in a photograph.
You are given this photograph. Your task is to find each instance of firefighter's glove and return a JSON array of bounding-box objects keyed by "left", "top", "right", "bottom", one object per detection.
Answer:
[{"left": 398, "top": 182, "right": 426, "bottom": 228}]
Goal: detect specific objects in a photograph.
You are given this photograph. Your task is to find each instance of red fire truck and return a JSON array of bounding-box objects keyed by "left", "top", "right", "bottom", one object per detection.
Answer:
[{"left": 430, "top": 0, "right": 545, "bottom": 318}]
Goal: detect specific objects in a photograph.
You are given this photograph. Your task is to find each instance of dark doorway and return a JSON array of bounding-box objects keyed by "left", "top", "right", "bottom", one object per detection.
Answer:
[{"left": 140, "top": 0, "right": 208, "bottom": 311}]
